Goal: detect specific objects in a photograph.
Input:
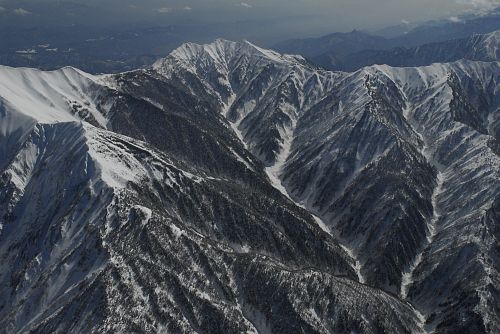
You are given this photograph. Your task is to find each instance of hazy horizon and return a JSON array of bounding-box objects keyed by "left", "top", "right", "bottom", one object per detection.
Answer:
[{"left": 0, "top": 0, "right": 498, "bottom": 43}]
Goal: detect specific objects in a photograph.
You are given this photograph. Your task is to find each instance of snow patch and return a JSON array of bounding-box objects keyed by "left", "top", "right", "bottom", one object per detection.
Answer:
[{"left": 340, "top": 245, "right": 366, "bottom": 284}]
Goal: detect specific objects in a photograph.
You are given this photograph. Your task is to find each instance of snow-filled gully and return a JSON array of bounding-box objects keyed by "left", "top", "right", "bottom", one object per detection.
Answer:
[
  {"left": 223, "top": 99, "right": 367, "bottom": 286},
  {"left": 400, "top": 97, "right": 447, "bottom": 334}
]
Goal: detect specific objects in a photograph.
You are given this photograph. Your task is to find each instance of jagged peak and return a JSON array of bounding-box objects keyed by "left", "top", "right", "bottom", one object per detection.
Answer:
[
  {"left": 166, "top": 39, "right": 236, "bottom": 63},
  {"left": 153, "top": 38, "right": 309, "bottom": 72}
]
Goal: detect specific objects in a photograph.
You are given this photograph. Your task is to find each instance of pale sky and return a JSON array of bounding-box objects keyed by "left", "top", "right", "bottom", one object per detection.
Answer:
[{"left": 0, "top": 0, "right": 498, "bottom": 39}]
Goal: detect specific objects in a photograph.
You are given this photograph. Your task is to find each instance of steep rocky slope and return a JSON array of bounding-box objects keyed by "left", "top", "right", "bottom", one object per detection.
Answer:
[
  {"left": 152, "top": 40, "right": 499, "bottom": 333},
  {"left": 0, "top": 63, "right": 421, "bottom": 333},
  {"left": 0, "top": 40, "right": 498, "bottom": 333}
]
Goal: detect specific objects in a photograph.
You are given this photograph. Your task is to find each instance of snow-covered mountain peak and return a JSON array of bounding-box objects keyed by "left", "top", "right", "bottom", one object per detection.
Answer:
[
  {"left": 153, "top": 39, "right": 311, "bottom": 77},
  {"left": 165, "top": 38, "right": 237, "bottom": 64}
]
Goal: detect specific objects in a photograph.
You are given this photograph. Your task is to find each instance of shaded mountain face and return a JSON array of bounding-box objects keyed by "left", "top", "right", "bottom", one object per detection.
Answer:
[{"left": 0, "top": 40, "right": 498, "bottom": 333}]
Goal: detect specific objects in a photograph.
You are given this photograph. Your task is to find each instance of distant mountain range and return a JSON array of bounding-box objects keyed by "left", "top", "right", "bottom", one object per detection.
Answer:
[
  {"left": 274, "top": 8, "right": 500, "bottom": 71},
  {"left": 311, "top": 30, "right": 499, "bottom": 71},
  {"left": 0, "top": 39, "right": 498, "bottom": 333}
]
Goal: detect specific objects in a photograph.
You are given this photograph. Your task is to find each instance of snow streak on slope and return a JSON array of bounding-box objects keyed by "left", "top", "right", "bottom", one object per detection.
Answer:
[
  {"left": 255, "top": 109, "right": 369, "bottom": 284},
  {"left": 340, "top": 245, "right": 366, "bottom": 284},
  {"left": 264, "top": 118, "right": 296, "bottom": 201},
  {"left": 399, "top": 97, "right": 446, "bottom": 301},
  {"left": 223, "top": 92, "right": 367, "bottom": 285},
  {"left": 400, "top": 172, "right": 444, "bottom": 299}
]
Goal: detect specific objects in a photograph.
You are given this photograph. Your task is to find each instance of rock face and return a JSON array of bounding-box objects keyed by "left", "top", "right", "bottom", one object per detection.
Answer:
[{"left": 0, "top": 40, "right": 498, "bottom": 333}]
